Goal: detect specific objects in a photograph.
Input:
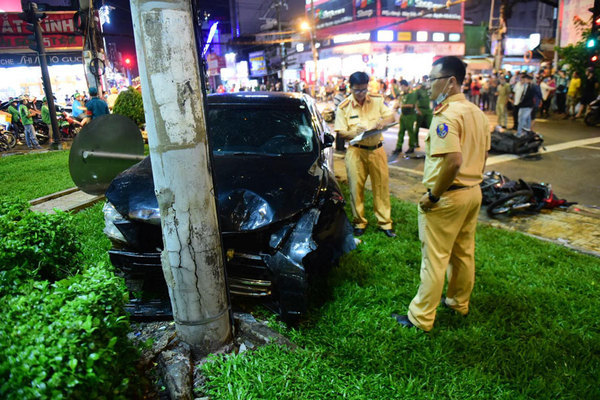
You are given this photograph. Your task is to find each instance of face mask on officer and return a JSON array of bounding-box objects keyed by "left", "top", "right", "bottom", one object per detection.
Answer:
[{"left": 435, "top": 77, "right": 453, "bottom": 105}]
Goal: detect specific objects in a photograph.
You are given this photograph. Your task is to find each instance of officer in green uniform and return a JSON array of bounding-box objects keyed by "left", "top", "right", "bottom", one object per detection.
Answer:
[
  {"left": 41, "top": 97, "right": 52, "bottom": 139},
  {"left": 393, "top": 80, "right": 418, "bottom": 155},
  {"left": 416, "top": 78, "right": 433, "bottom": 131},
  {"left": 7, "top": 98, "right": 20, "bottom": 132}
]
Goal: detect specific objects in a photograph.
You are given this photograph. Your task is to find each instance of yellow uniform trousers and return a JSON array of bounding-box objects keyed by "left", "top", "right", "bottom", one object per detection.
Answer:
[
  {"left": 408, "top": 185, "right": 482, "bottom": 331},
  {"left": 345, "top": 145, "right": 392, "bottom": 230}
]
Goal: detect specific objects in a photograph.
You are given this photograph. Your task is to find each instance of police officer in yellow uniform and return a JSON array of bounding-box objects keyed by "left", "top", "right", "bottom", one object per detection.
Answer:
[
  {"left": 335, "top": 71, "right": 397, "bottom": 238},
  {"left": 393, "top": 56, "right": 490, "bottom": 331}
]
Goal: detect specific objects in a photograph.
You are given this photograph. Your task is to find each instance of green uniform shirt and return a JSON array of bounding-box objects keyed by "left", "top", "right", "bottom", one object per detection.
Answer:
[
  {"left": 41, "top": 105, "right": 51, "bottom": 124},
  {"left": 8, "top": 105, "right": 20, "bottom": 122},
  {"left": 400, "top": 90, "right": 418, "bottom": 114},
  {"left": 416, "top": 87, "right": 431, "bottom": 109},
  {"left": 19, "top": 104, "right": 33, "bottom": 125}
]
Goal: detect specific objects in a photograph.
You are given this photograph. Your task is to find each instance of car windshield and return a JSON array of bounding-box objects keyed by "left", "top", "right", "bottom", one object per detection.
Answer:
[{"left": 208, "top": 107, "right": 316, "bottom": 155}]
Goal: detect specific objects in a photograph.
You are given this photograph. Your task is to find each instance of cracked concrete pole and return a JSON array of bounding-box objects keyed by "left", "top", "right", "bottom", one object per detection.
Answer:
[{"left": 130, "top": 0, "right": 232, "bottom": 354}]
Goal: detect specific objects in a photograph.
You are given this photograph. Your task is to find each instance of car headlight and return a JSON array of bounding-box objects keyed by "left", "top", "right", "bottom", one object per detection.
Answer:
[
  {"left": 128, "top": 208, "right": 161, "bottom": 225},
  {"left": 103, "top": 202, "right": 127, "bottom": 243}
]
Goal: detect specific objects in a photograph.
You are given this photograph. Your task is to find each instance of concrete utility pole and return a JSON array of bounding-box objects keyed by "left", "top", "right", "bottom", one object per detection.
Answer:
[
  {"left": 129, "top": 0, "right": 232, "bottom": 354},
  {"left": 310, "top": 0, "right": 318, "bottom": 98},
  {"left": 274, "top": 0, "right": 287, "bottom": 91}
]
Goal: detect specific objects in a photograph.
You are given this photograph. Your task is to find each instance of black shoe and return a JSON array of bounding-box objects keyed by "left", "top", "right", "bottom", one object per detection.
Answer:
[
  {"left": 380, "top": 229, "right": 396, "bottom": 238},
  {"left": 440, "top": 297, "right": 467, "bottom": 316},
  {"left": 391, "top": 149, "right": 401, "bottom": 156},
  {"left": 353, "top": 227, "right": 365, "bottom": 236},
  {"left": 392, "top": 313, "right": 416, "bottom": 329},
  {"left": 405, "top": 147, "right": 415, "bottom": 154}
]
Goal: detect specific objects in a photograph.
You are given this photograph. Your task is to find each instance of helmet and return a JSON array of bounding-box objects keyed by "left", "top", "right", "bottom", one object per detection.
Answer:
[
  {"left": 89, "top": 87, "right": 98, "bottom": 96},
  {"left": 42, "top": 97, "right": 47, "bottom": 102},
  {"left": 110, "top": 87, "right": 118, "bottom": 94}
]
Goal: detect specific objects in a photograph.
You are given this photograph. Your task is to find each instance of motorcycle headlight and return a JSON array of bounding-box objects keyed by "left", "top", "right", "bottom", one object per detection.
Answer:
[{"left": 103, "top": 202, "right": 127, "bottom": 243}]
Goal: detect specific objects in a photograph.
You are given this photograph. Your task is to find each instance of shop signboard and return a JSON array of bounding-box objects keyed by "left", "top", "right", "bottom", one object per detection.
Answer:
[
  {"left": 0, "top": 51, "right": 82, "bottom": 67},
  {"left": 206, "top": 53, "right": 224, "bottom": 77},
  {"left": 355, "top": 0, "right": 377, "bottom": 20},
  {"left": 309, "top": 0, "right": 353, "bottom": 29},
  {"left": 0, "top": 12, "right": 84, "bottom": 52},
  {"left": 249, "top": 51, "right": 267, "bottom": 77},
  {"left": 380, "top": 0, "right": 461, "bottom": 20}
]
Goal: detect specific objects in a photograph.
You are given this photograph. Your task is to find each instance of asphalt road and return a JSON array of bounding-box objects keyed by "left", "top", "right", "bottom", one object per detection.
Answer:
[{"left": 375, "top": 112, "right": 600, "bottom": 208}]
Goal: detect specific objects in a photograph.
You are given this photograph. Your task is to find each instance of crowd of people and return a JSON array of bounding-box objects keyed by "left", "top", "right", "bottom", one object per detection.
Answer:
[{"left": 3, "top": 86, "right": 114, "bottom": 150}]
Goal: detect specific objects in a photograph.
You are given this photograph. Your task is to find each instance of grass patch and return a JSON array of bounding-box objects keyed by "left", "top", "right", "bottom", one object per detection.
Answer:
[
  {"left": 0, "top": 150, "right": 73, "bottom": 200},
  {"left": 202, "top": 189, "right": 600, "bottom": 400}
]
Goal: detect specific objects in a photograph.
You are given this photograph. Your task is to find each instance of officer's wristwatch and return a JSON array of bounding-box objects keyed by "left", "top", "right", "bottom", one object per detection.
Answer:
[{"left": 427, "top": 188, "right": 440, "bottom": 203}]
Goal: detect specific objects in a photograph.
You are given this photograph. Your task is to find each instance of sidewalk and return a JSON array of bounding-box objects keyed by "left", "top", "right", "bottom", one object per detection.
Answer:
[{"left": 333, "top": 154, "right": 600, "bottom": 257}]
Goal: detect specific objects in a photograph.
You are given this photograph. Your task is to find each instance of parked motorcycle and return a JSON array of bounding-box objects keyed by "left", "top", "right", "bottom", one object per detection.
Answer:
[
  {"left": 57, "top": 111, "right": 82, "bottom": 139},
  {"left": 584, "top": 95, "right": 600, "bottom": 127},
  {"left": 481, "top": 171, "right": 573, "bottom": 218}
]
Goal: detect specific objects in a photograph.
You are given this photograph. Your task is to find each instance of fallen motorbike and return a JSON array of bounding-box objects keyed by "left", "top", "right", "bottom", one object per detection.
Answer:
[
  {"left": 481, "top": 171, "right": 573, "bottom": 218},
  {"left": 584, "top": 95, "right": 600, "bottom": 127},
  {"left": 490, "top": 127, "right": 545, "bottom": 154}
]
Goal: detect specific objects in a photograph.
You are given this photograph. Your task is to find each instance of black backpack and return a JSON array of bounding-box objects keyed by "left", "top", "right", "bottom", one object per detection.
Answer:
[{"left": 490, "top": 129, "right": 544, "bottom": 154}]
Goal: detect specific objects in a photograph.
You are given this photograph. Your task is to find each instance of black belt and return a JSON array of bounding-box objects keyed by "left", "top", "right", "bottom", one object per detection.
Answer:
[
  {"left": 351, "top": 143, "right": 383, "bottom": 150},
  {"left": 447, "top": 185, "right": 467, "bottom": 191}
]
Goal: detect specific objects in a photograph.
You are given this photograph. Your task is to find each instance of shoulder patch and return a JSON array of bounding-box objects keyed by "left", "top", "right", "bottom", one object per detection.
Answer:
[
  {"left": 436, "top": 123, "right": 449, "bottom": 138},
  {"left": 433, "top": 103, "right": 449, "bottom": 115},
  {"left": 338, "top": 98, "right": 351, "bottom": 109}
]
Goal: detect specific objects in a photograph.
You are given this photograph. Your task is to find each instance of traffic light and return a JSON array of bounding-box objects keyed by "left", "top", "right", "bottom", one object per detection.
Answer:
[
  {"left": 588, "top": 1, "right": 600, "bottom": 65},
  {"left": 125, "top": 58, "right": 131, "bottom": 65},
  {"left": 18, "top": 4, "right": 47, "bottom": 53}
]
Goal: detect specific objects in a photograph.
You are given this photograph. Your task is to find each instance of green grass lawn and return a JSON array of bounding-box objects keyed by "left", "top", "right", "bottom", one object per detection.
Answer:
[
  {"left": 0, "top": 150, "right": 74, "bottom": 200},
  {"left": 3, "top": 150, "right": 599, "bottom": 399},
  {"left": 201, "top": 191, "right": 600, "bottom": 400}
]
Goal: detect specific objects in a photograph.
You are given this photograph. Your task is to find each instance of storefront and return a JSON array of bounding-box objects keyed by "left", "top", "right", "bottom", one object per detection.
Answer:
[
  {"left": 0, "top": 11, "right": 87, "bottom": 103},
  {"left": 292, "top": 0, "right": 465, "bottom": 83}
]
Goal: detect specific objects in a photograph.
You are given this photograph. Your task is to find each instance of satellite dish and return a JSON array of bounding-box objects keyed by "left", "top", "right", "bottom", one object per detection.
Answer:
[{"left": 69, "top": 114, "right": 145, "bottom": 195}]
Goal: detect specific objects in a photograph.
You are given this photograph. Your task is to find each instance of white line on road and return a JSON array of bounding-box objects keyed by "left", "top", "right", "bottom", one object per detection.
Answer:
[
  {"left": 580, "top": 145, "right": 600, "bottom": 150},
  {"left": 487, "top": 137, "right": 600, "bottom": 165}
]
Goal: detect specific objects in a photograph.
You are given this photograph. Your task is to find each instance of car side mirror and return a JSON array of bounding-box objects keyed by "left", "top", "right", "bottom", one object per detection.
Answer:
[{"left": 323, "top": 132, "right": 335, "bottom": 148}]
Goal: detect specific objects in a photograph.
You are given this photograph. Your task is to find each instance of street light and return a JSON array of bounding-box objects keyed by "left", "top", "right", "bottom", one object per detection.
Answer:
[{"left": 300, "top": 19, "right": 318, "bottom": 98}]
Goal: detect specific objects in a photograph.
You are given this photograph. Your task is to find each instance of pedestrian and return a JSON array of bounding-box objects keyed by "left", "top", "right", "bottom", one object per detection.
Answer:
[
  {"left": 565, "top": 70, "right": 581, "bottom": 119},
  {"left": 82, "top": 87, "right": 109, "bottom": 125},
  {"left": 334, "top": 71, "right": 396, "bottom": 238},
  {"left": 495, "top": 74, "right": 511, "bottom": 128},
  {"left": 489, "top": 74, "right": 498, "bottom": 111},
  {"left": 18, "top": 95, "right": 42, "bottom": 149},
  {"left": 511, "top": 74, "right": 524, "bottom": 130},
  {"left": 463, "top": 72, "right": 472, "bottom": 101},
  {"left": 517, "top": 74, "right": 535, "bottom": 136},
  {"left": 554, "top": 70, "right": 568, "bottom": 114},
  {"left": 106, "top": 87, "right": 119, "bottom": 112},
  {"left": 415, "top": 81, "right": 433, "bottom": 130},
  {"left": 41, "top": 97, "right": 52, "bottom": 140},
  {"left": 481, "top": 76, "right": 490, "bottom": 110},
  {"left": 333, "top": 83, "right": 349, "bottom": 152},
  {"left": 539, "top": 77, "right": 555, "bottom": 118},
  {"left": 575, "top": 68, "right": 597, "bottom": 119},
  {"left": 392, "top": 56, "right": 490, "bottom": 332},
  {"left": 471, "top": 77, "right": 481, "bottom": 108},
  {"left": 392, "top": 80, "right": 418, "bottom": 155}
]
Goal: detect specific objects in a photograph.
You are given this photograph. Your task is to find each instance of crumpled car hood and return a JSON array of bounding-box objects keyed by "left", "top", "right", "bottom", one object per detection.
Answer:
[{"left": 105, "top": 154, "right": 323, "bottom": 232}]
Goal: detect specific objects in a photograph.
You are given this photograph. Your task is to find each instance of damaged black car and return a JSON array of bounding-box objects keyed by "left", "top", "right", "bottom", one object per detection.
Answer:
[{"left": 104, "top": 92, "right": 356, "bottom": 323}]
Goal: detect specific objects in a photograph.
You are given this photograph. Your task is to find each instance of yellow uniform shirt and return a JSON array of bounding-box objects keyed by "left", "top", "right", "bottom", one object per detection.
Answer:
[
  {"left": 334, "top": 94, "right": 394, "bottom": 147},
  {"left": 423, "top": 93, "right": 490, "bottom": 189},
  {"left": 567, "top": 77, "right": 581, "bottom": 97}
]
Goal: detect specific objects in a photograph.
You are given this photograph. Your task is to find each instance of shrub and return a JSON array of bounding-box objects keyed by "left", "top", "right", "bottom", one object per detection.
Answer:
[
  {"left": 113, "top": 87, "right": 146, "bottom": 127},
  {"left": 0, "top": 264, "right": 137, "bottom": 399},
  {"left": 0, "top": 200, "right": 82, "bottom": 293}
]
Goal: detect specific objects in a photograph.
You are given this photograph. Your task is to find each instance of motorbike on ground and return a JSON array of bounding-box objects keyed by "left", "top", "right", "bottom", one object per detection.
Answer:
[{"left": 481, "top": 171, "right": 572, "bottom": 218}]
